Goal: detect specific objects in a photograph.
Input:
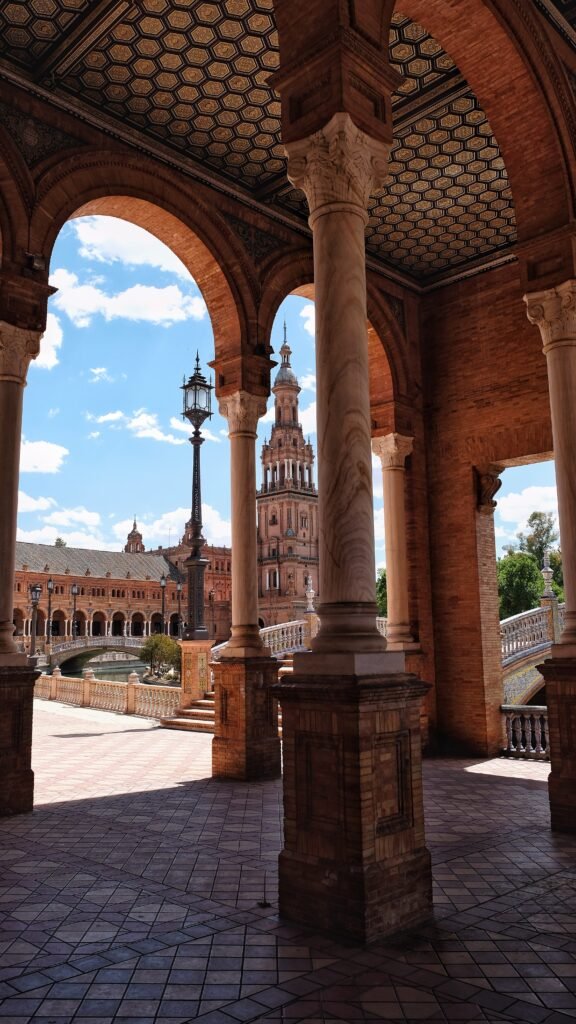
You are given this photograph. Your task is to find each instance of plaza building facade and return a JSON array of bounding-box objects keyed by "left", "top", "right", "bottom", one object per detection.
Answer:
[{"left": 1, "top": 0, "right": 576, "bottom": 943}]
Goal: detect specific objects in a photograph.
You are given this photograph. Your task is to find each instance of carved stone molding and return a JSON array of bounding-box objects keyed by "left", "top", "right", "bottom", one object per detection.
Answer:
[
  {"left": 218, "top": 390, "right": 267, "bottom": 436},
  {"left": 0, "top": 101, "right": 83, "bottom": 169},
  {"left": 525, "top": 280, "right": 576, "bottom": 353},
  {"left": 0, "top": 321, "right": 41, "bottom": 385},
  {"left": 475, "top": 466, "right": 503, "bottom": 516},
  {"left": 227, "top": 215, "right": 283, "bottom": 265},
  {"left": 285, "top": 112, "right": 390, "bottom": 217},
  {"left": 372, "top": 432, "right": 413, "bottom": 470}
]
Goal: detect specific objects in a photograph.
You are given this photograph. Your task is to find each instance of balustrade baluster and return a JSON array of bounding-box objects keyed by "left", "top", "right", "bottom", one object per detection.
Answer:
[
  {"left": 505, "top": 713, "right": 513, "bottom": 753},
  {"left": 513, "top": 714, "right": 523, "bottom": 754},
  {"left": 534, "top": 714, "right": 543, "bottom": 755}
]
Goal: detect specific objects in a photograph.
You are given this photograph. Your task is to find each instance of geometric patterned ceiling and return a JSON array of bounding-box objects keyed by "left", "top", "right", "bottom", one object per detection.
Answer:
[{"left": 0, "top": 1, "right": 567, "bottom": 283}]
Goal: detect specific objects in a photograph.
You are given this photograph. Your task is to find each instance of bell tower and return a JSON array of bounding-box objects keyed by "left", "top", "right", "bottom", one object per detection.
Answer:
[
  {"left": 257, "top": 326, "right": 319, "bottom": 624},
  {"left": 124, "top": 517, "right": 145, "bottom": 554}
]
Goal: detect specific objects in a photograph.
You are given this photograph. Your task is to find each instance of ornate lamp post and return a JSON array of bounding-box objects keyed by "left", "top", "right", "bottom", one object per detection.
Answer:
[
  {"left": 160, "top": 573, "right": 166, "bottom": 634},
  {"left": 30, "top": 583, "right": 41, "bottom": 656},
  {"left": 181, "top": 353, "right": 212, "bottom": 640},
  {"left": 46, "top": 577, "right": 54, "bottom": 647},
  {"left": 209, "top": 588, "right": 215, "bottom": 638},
  {"left": 176, "top": 580, "right": 183, "bottom": 637},
  {"left": 71, "top": 582, "right": 79, "bottom": 637}
]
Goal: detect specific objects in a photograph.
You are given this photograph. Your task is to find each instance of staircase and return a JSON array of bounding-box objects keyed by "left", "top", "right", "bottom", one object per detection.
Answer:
[{"left": 160, "top": 691, "right": 216, "bottom": 732}]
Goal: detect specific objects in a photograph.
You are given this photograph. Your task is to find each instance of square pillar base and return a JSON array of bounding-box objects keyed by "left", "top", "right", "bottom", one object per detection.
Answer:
[
  {"left": 180, "top": 639, "right": 214, "bottom": 707},
  {"left": 274, "top": 666, "right": 432, "bottom": 943},
  {"left": 0, "top": 663, "right": 39, "bottom": 816},
  {"left": 539, "top": 654, "right": 576, "bottom": 833},
  {"left": 212, "top": 656, "right": 281, "bottom": 780}
]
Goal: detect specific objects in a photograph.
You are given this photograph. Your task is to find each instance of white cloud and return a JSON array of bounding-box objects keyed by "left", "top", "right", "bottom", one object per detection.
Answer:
[
  {"left": 112, "top": 504, "right": 232, "bottom": 548},
  {"left": 72, "top": 216, "right": 192, "bottom": 281},
  {"left": 299, "top": 401, "right": 317, "bottom": 436},
  {"left": 497, "top": 486, "right": 558, "bottom": 534},
  {"left": 50, "top": 268, "right": 207, "bottom": 328},
  {"left": 88, "top": 431, "right": 100, "bottom": 439},
  {"left": 261, "top": 403, "right": 276, "bottom": 424},
  {"left": 34, "top": 313, "right": 63, "bottom": 370},
  {"left": 126, "top": 409, "right": 186, "bottom": 446},
  {"left": 88, "top": 409, "right": 125, "bottom": 424},
  {"left": 18, "top": 491, "right": 56, "bottom": 513},
  {"left": 89, "top": 366, "right": 113, "bottom": 384},
  {"left": 16, "top": 524, "right": 117, "bottom": 550},
  {"left": 43, "top": 506, "right": 101, "bottom": 528},
  {"left": 374, "top": 506, "right": 385, "bottom": 543},
  {"left": 300, "top": 371, "right": 316, "bottom": 392},
  {"left": 48, "top": 407, "right": 60, "bottom": 418},
  {"left": 20, "top": 439, "right": 69, "bottom": 473},
  {"left": 300, "top": 303, "right": 315, "bottom": 337}
]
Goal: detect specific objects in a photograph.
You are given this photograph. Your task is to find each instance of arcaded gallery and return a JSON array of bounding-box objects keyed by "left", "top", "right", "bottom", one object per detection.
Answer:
[{"left": 1, "top": 2, "right": 576, "bottom": 1021}]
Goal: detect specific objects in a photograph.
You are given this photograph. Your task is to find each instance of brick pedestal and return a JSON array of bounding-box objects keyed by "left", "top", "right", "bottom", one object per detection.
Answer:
[
  {"left": 180, "top": 640, "right": 214, "bottom": 708},
  {"left": 212, "top": 656, "right": 281, "bottom": 780},
  {"left": 0, "top": 663, "right": 39, "bottom": 816},
  {"left": 274, "top": 656, "right": 432, "bottom": 943},
  {"left": 539, "top": 655, "right": 576, "bottom": 832}
]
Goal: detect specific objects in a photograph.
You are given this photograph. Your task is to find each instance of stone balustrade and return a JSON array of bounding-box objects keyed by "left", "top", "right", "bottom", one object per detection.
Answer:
[
  {"left": 500, "top": 606, "right": 560, "bottom": 662},
  {"left": 501, "top": 705, "right": 549, "bottom": 760},
  {"left": 34, "top": 668, "right": 181, "bottom": 720}
]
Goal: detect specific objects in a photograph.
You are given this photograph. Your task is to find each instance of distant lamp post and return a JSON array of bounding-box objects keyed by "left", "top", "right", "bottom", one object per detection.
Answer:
[
  {"left": 71, "top": 582, "right": 80, "bottom": 637},
  {"left": 209, "top": 588, "right": 215, "bottom": 638},
  {"left": 181, "top": 353, "right": 213, "bottom": 640},
  {"left": 30, "top": 583, "right": 42, "bottom": 656},
  {"left": 177, "top": 580, "right": 183, "bottom": 637},
  {"left": 160, "top": 573, "right": 167, "bottom": 634},
  {"left": 46, "top": 577, "right": 54, "bottom": 646}
]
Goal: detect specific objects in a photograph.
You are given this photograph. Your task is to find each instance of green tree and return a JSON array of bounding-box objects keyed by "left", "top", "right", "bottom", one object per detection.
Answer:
[
  {"left": 375, "top": 568, "right": 387, "bottom": 617},
  {"left": 54, "top": 537, "right": 67, "bottom": 548},
  {"left": 140, "top": 634, "right": 181, "bottom": 677},
  {"left": 517, "top": 511, "right": 559, "bottom": 567},
  {"left": 497, "top": 552, "right": 543, "bottom": 619},
  {"left": 549, "top": 549, "right": 564, "bottom": 598}
]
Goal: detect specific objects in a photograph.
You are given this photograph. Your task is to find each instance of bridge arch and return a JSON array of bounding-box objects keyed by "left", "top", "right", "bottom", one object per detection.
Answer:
[{"left": 50, "top": 635, "right": 145, "bottom": 670}]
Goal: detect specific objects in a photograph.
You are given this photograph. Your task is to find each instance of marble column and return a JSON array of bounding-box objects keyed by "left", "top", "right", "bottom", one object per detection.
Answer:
[
  {"left": 212, "top": 391, "right": 280, "bottom": 780},
  {"left": 0, "top": 321, "right": 42, "bottom": 815},
  {"left": 286, "top": 113, "right": 388, "bottom": 654},
  {"left": 372, "top": 433, "right": 415, "bottom": 647},
  {"left": 274, "top": 114, "right": 432, "bottom": 942},
  {"left": 525, "top": 280, "right": 576, "bottom": 831}
]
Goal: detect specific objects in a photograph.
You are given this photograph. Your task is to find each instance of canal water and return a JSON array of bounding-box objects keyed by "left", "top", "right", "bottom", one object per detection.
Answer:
[{"left": 61, "top": 659, "right": 149, "bottom": 682}]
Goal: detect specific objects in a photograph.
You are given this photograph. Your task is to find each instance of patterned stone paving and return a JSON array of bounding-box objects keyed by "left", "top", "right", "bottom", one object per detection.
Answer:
[{"left": 0, "top": 701, "right": 575, "bottom": 1023}]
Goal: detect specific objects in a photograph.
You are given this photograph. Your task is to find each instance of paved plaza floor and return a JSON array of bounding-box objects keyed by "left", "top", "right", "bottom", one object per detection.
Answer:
[{"left": 0, "top": 701, "right": 575, "bottom": 1023}]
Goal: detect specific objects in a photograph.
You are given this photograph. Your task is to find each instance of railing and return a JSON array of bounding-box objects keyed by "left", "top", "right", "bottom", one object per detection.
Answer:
[
  {"left": 501, "top": 705, "right": 549, "bottom": 760},
  {"left": 376, "top": 617, "right": 387, "bottom": 638},
  {"left": 260, "top": 619, "right": 308, "bottom": 656},
  {"left": 500, "top": 607, "right": 553, "bottom": 662},
  {"left": 51, "top": 635, "right": 144, "bottom": 654},
  {"left": 34, "top": 669, "right": 181, "bottom": 721}
]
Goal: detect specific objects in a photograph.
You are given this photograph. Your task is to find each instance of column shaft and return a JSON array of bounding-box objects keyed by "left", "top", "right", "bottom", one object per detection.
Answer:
[{"left": 372, "top": 434, "right": 414, "bottom": 646}]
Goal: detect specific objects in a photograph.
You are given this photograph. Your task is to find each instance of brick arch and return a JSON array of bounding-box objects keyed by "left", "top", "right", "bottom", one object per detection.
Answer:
[
  {"left": 29, "top": 153, "right": 257, "bottom": 365},
  {"left": 258, "top": 249, "right": 409, "bottom": 402},
  {"left": 393, "top": 0, "right": 574, "bottom": 239},
  {"left": 0, "top": 128, "right": 34, "bottom": 266}
]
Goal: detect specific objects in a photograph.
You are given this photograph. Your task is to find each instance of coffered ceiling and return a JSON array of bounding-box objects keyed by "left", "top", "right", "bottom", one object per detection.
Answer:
[{"left": 0, "top": 1, "right": 571, "bottom": 284}]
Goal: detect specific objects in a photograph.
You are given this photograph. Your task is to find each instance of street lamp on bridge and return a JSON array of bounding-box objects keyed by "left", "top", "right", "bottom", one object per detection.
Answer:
[
  {"left": 71, "top": 582, "right": 79, "bottom": 637},
  {"left": 181, "top": 353, "right": 212, "bottom": 640},
  {"left": 160, "top": 573, "right": 166, "bottom": 635},
  {"left": 30, "top": 583, "right": 41, "bottom": 657}
]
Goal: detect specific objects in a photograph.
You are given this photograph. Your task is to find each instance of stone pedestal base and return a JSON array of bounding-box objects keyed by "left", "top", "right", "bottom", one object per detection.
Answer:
[
  {"left": 0, "top": 663, "right": 39, "bottom": 816},
  {"left": 274, "top": 659, "right": 432, "bottom": 943},
  {"left": 180, "top": 640, "right": 214, "bottom": 708},
  {"left": 539, "top": 654, "right": 576, "bottom": 833},
  {"left": 212, "top": 656, "right": 281, "bottom": 780}
]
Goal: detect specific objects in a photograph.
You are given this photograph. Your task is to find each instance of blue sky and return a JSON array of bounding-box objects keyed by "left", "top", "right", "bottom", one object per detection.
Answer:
[{"left": 17, "top": 216, "right": 557, "bottom": 568}]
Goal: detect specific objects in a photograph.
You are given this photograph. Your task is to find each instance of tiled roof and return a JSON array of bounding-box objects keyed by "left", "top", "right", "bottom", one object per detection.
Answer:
[{"left": 14, "top": 542, "right": 180, "bottom": 583}]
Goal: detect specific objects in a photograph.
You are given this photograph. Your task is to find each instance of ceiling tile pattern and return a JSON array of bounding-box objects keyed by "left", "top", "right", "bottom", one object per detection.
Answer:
[{"left": 0, "top": 1, "right": 522, "bottom": 281}]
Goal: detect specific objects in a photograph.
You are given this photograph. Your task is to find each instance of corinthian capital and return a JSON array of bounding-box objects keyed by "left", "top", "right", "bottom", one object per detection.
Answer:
[
  {"left": 285, "top": 112, "right": 390, "bottom": 218},
  {"left": 372, "top": 433, "right": 413, "bottom": 469},
  {"left": 524, "top": 280, "right": 576, "bottom": 354},
  {"left": 218, "top": 390, "right": 267, "bottom": 436},
  {"left": 0, "top": 321, "right": 42, "bottom": 384}
]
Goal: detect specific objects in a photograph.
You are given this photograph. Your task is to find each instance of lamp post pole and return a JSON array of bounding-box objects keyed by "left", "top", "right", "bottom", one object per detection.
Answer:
[
  {"left": 181, "top": 353, "right": 212, "bottom": 640},
  {"left": 46, "top": 577, "right": 54, "bottom": 649},
  {"left": 209, "top": 588, "right": 215, "bottom": 639},
  {"left": 71, "top": 582, "right": 79, "bottom": 638},
  {"left": 160, "top": 573, "right": 166, "bottom": 635},
  {"left": 177, "top": 581, "right": 182, "bottom": 637},
  {"left": 30, "top": 583, "right": 41, "bottom": 656}
]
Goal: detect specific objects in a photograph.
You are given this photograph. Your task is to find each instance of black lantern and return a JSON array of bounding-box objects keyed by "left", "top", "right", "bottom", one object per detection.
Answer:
[
  {"left": 30, "top": 583, "right": 42, "bottom": 656},
  {"left": 180, "top": 354, "right": 213, "bottom": 641}
]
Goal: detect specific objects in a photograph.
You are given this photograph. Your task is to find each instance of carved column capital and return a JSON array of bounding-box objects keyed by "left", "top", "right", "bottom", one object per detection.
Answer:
[
  {"left": 475, "top": 466, "right": 503, "bottom": 516},
  {"left": 0, "top": 321, "right": 42, "bottom": 385},
  {"left": 218, "top": 390, "right": 267, "bottom": 436},
  {"left": 524, "top": 280, "right": 576, "bottom": 354},
  {"left": 371, "top": 432, "right": 413, "bottom": 470},
  {"left": 285, "top": 112, "right": 390, "bottom": 220}
]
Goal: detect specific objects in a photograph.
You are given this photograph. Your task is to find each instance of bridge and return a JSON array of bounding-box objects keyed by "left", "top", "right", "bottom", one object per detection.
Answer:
[{"left": 49, "top": 635, "right": 145, "bottom": 671}]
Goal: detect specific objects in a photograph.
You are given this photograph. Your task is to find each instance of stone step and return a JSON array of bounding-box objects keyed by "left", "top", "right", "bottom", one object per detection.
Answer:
[{"left": 160, "top": 716, "right": 215, "bottom": 733}]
